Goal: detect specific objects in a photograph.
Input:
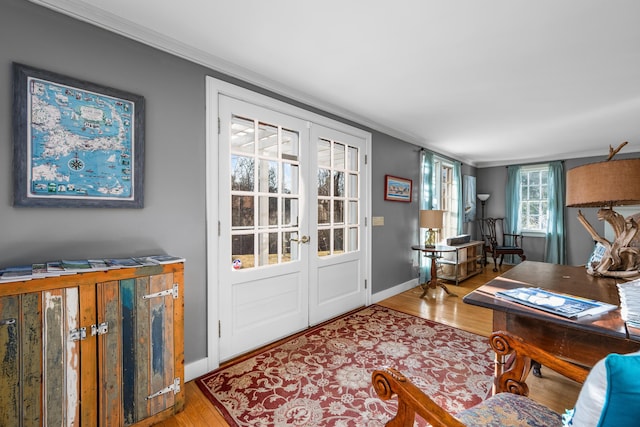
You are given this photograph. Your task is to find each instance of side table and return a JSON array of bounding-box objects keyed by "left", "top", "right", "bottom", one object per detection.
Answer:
[{"left": 411, "top": 245, "right": 458, "bottom": 298}]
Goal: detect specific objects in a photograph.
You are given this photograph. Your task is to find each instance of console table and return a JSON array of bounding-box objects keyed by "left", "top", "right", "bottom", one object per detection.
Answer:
[{"left": 463, "top": 261, "right": 640, "bottom": 368}]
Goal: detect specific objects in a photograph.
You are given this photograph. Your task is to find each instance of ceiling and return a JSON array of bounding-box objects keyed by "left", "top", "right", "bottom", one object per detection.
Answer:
[{"left": 32, "top": 0, "right": 640, "bottom": 167}]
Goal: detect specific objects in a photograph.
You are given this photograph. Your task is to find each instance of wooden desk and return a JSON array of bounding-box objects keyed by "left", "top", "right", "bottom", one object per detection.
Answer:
[{"left": 464, "top": 261, "right": 640, "bottom": 367}]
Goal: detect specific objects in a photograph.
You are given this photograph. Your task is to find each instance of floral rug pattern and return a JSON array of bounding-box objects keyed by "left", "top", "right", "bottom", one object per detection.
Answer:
[{"left": 197, "top": 305, "right": 494, "bottom": 426}]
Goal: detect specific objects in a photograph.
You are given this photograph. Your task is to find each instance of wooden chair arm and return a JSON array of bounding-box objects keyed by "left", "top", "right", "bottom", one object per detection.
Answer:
[
  {"left": 490, "top": 331, "right": 589, "bottom": 395},
  {"left": 503, "top": 233, "right": 524, "bottom": 246},
  {"left": 372, "top": 368, "right": 466, "bottom": 427}
]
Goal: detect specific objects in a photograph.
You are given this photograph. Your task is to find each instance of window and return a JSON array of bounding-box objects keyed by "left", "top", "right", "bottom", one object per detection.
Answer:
[
  {"left": 519, "top": 165, "right": 549, "bottom": 232},
  {"left": 432, "top": 157, "right": 459, "bottom": 240}
]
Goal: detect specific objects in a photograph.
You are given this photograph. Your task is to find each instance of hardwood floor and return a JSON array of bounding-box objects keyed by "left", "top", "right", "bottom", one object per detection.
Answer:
[{"left": 156, "top": 265, "right": 581, "bottom": 426}]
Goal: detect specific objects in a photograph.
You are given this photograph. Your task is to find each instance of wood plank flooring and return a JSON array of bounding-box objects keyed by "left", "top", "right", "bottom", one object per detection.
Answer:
[{"left": 155, "top": 266, "right": 581, "bottom": 426}]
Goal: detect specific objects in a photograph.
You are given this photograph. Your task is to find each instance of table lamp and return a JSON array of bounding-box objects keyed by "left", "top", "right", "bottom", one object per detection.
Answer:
[
  {"left": 566, "top": 145, "right": 640, "bottom": 278},
  {"left": 420, "top": 210, "right": 444, "bottom": 247}
]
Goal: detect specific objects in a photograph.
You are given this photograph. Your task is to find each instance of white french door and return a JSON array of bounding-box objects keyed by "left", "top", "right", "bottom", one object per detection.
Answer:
[
  {"left": 309, "top": 125, "right": 367, "bottom": 325},
  {"left": 216, "top": 92, "right": 369, "bottom": 361}
]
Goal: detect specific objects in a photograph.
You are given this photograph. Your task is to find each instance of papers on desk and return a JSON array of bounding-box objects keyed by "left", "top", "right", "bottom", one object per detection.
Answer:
[
  {"left": 617, "top": 278, "right": 640, "bottom": 328},
  {"left": 495, "top": 287, "right": 618, "bottom": 319}
]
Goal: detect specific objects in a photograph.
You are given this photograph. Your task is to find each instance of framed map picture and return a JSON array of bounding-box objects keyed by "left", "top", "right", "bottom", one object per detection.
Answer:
[{"left": 12, "top": 63, "right": 145, "bottom": 208}]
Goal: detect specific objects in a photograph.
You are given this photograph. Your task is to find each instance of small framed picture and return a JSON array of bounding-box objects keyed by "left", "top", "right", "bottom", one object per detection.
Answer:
[
  {"left": 12, "top": 63, "right": 145, "bottom": 208},
  {"left": 384, "top": 175, "right": 412, "bottom": 202}
]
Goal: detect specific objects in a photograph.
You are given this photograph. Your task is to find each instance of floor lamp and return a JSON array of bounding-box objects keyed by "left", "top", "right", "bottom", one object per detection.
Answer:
[{"left": 477, "top": 193, "right": 490, "bottom": 220}]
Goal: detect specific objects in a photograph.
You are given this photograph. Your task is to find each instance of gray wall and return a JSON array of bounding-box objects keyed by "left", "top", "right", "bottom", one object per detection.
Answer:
[
  {"left": 0, "top": 0, "right": 441, "bottom": 365},
  {"left": 370, "top": 134, "right": 422, "bottom": 293}
]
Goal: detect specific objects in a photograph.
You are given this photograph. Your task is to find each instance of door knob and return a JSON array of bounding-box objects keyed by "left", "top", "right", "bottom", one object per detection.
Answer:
[{"left": 291, "top": 235, "right": 310, "bottom": 244}]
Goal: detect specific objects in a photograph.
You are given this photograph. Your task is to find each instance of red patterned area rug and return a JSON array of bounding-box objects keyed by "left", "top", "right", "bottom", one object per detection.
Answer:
[{"left": 196, "top": 305, "right": 494, "bottom": 426}]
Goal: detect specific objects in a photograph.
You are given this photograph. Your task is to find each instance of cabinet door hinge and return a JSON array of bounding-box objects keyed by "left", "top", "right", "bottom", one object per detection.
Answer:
[
  {"left": 69, "top": 327, "right": 87, "bottom": 342},
  {"left": 365, "top": 154, "right": 368, "bottom": 165},
  {"left": 142, "top": 283, "right": 179, "bottom": 300},
  {"left": 364, "top": 279, "right": 368, "bottom": 289},
  {"left": 91, "top": 322, "right": 109, "bottom": 336},
  {"left": 218, "top": 117, "right": 221, "bottom": 134},
  {"left": 218, "top": 320, "right": 222, "bottom": 338},
  {"left": 146, "top": 377, "right": 181, "bottom": 400}
]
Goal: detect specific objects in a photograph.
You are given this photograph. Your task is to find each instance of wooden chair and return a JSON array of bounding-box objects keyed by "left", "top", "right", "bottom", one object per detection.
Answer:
[
  {"left": 372, "top": 331, "right": 590, "bottom": 427},
  {"left": 478, "top": 217, "right": 526, "bottom": 272}
]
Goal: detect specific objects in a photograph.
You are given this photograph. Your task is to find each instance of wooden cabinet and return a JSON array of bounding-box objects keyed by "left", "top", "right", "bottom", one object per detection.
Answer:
[
  {"left": 0, "top": 263, "right": 184, "bottom": 426},
  {"left": 438, "top": 241, "right": 484, "bottom": 284}
]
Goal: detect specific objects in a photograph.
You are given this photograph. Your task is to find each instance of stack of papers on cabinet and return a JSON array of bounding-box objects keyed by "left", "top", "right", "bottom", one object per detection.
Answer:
[
  {"left": 617, "top": 278, "right": 640, "bottom": 328},
  {"left": 496, "top": 287, "right": 618, "bottom": 319}
]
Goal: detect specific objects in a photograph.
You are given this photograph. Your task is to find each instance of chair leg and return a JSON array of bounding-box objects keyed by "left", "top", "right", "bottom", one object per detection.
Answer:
[{"left": 493, "top": 253, "right": 498, "bottom": 272}]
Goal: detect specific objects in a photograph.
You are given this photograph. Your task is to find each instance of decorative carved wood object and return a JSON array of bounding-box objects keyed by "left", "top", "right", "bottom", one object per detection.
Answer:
[{"left": 567, "top": 143, "right": 640, "bottom": 279}]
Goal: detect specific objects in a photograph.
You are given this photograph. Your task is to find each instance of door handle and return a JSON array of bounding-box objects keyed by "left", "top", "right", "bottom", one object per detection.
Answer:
[{"left": 291, "top": 235, "right": 310, "bottom": 244}]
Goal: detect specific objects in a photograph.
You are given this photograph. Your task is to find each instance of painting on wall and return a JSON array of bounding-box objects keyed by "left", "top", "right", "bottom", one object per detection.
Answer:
[
  {"left": 384, "top": 175, "right": 412, "bottom": 202},
  {"left": 463, "top": 175, "right": 476, "bottom": 222},
  {"left": 12, "top": 63, "right": 145, "bottom": 208}
]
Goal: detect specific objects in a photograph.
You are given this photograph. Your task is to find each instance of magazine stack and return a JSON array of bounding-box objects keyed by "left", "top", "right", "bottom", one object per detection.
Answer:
[{"left": 617, "top": 278, "right": 640, "bottom": 328}]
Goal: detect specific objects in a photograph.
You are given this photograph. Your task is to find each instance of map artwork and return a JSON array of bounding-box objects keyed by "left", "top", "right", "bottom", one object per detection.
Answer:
[{"left": 28, "top": 77, "right": 135, "bottom": 200}]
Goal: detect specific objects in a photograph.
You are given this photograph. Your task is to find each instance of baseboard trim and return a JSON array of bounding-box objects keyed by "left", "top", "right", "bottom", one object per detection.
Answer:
[
  {"left": 185, "top": 357, "right": 210, "bottom": 382},
  {"left": 371, "top": 278, "right": 419, "bottom": 303}
]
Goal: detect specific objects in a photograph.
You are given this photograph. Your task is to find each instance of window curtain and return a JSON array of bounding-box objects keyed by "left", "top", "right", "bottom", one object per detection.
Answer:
[
  {"left": 545, "top": 161, "right": 566, "bottom": 264},
  {"left": 453, "top": 161, "right": 463, "bottom": 235},
  {"left": 419, "top": 150, "right": 434, "bottom": 280},
  {"left": 505, "top": 165, "right": 521, "bottom": 265}
]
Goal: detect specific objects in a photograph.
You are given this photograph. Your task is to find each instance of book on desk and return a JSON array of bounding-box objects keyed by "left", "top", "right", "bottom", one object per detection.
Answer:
[{"left": 496, "top": 287, "right": 618, "bottom": 319}]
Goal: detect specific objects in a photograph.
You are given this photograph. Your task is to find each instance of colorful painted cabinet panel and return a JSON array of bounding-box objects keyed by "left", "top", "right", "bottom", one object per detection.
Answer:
[{"left": 0, "top": 263, "right": 184, "bottom": 427}]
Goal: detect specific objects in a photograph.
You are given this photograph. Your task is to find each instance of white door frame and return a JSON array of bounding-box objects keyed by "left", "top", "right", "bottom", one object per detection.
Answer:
[{"left": 205, "top": 77, "right": 372, "bottom": 372}]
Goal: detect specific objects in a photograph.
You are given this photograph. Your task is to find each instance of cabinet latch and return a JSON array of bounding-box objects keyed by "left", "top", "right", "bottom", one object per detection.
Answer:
[
  {"left": 69, "top": 327, "right": 87, "bottom": 342},
  {"left": 91, "top": 322, "right": 109, "bottom": 336},
  {"left": 145, "top": 377, "right": 181, "bottom": 400},
  {"left": 142, "top": 284, "right": 179, "bottom": 300}
]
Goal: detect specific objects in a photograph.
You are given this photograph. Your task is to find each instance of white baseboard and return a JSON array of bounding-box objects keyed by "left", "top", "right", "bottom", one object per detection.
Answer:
[
  {"left": 371, "top": 278, "right": 419, "bottom": 303},
  {"left": 185, "top": 357, "right": 211, "bottom": 382}
]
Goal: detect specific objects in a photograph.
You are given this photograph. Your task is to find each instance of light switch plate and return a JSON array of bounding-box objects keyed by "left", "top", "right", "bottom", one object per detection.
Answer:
[{"left": 372, "top": 216, "right": 384, "bottom": 226}]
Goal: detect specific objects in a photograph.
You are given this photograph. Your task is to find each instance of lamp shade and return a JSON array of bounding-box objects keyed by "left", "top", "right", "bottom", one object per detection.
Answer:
[
  {"left": 420, "top": 210, "right": 444, "bottom": 229},
  {"left": 566, "top": 158, "right": 640, "bottom": 207},
  {"left": 477, "top": 193, "right": 490, "bottom": 202}
]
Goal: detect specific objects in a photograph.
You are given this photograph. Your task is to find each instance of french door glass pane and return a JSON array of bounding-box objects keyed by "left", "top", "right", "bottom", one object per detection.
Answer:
[
  {"left": 316, "top": 139, "right": 359, "bottom": 257},
  {"left": 334, "top": 228, "right": 344, "bottom": 254},
  {"left": 232, "top": 234, "right": 254, "bottom": 269},
  {"left": 231, "top": 117, "right": 254, "bottom": 154},
  {"left": 348, "top": 174, "right": 358, "bottom": 198},
  {"left": 258, "top": 196, "right": 277, "bottom": 227},
  {"left": 282, "top": 197, "right": 299, "bottom": 227},
  {"left": 258, "top": 160, "right": 277, "bottom": 193},
  {"left": 258, "top": 123, "right": 278, "bottom": 157},
  {"left": 318, "top": 200, "right": 330, "bottom": 224},
  {"left": 334, "top": 143, "right": 345, "bottom": 169},
  {"left": 230, "top": 114, "right": 300, "bottom": 270},
  {"left": 333, "top": 200, "right": 344, "bottom": 224},
  {"left": 333, "top": 171, "right": 344, "bottom": 197},
  {"left": 231, "top": 156, "right": 254, "bottom": 191},
  {"left": 282, "top": 129, "right": 299, "bottom": 160},
  {"left": 282, "top": 163, "right": 298, "bottom": 194},
  {"left": 318, "top": 139, "right": 331, "bottom": 167},
  {"left": 318, "top": 229, "right": 330, "bottom": 256},
  {"left": 232, "top": 195, "right": 254, "bottom": 227}
]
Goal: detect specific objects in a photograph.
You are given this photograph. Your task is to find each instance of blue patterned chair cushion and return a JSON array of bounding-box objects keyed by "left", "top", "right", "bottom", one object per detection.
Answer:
[{"left": 455, "top": 392, "right": 561, "bottom": 427}]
